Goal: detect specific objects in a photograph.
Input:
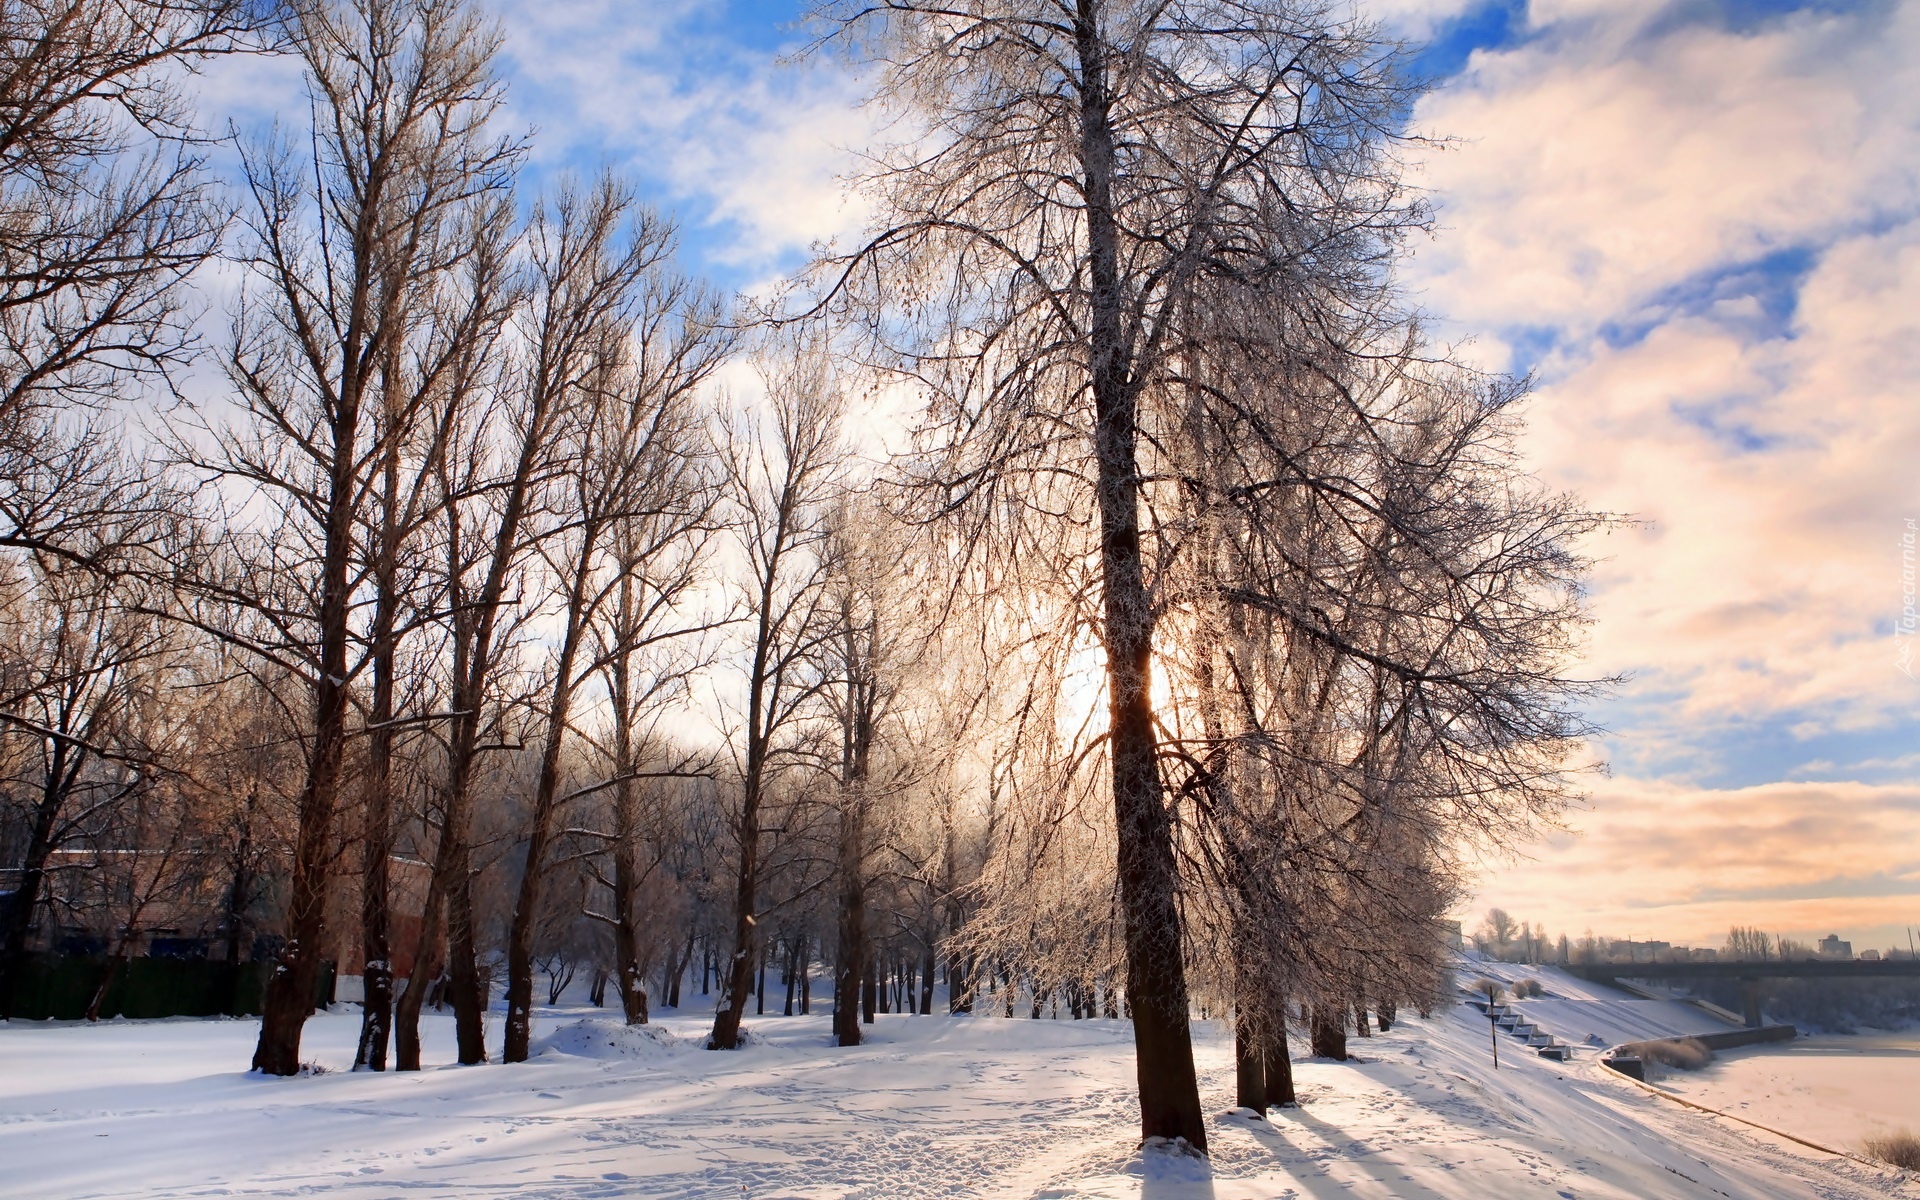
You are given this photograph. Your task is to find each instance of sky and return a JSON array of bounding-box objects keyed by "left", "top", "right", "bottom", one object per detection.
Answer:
[{"left": 194, "top": 0, "right": 1920, "bottom": 955}]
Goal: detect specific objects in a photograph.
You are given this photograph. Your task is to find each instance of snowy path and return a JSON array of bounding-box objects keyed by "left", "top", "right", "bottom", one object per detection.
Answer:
[{"left": 1, "top": 996, "right": 1915, "bottom": 1199}]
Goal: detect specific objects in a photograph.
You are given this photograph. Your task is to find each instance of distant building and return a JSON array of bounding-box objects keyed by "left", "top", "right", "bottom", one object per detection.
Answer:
[
  {"left": 1818, "top": 934, "right": 1853, "bottom": 959},
  {"left": 1607, "top": 939, "right": 1670, "bottom": 962},
  {"left": 1443, "top": 920, "right": 1464, "bottom": 951},
  {"left": 1690, "top": 947, "right": 1718, "bottom": 961},
  {"left": 1860, "top": 948, "right": 1881, "bottom": 962}
]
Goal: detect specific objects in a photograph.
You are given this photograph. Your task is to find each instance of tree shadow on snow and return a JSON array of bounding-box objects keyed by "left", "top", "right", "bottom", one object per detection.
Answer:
[{"left": 1230, "top": 1106, "right": 1458, "bottom": 1200}]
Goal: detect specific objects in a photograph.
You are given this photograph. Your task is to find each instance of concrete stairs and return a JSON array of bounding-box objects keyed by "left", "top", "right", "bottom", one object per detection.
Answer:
[{"left": 1463, "top": 992, "right": 1575, "bottom": 1061}]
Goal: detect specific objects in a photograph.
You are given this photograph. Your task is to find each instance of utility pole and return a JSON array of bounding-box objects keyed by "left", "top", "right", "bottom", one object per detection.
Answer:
[{"left": 1477, "top": 980, "right": 1501, "bottom": 1070}]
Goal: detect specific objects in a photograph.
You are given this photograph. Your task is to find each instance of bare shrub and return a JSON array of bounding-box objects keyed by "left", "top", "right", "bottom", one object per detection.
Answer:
[
  {"left": 1516, "top": 979, "right": 1545, "bottom": 998},
  {"left": 1865, "top": 1129, "right": 1920, "bottom": 1172},
  {"left": 1621, "top": 1038, "right": 1713, "bottom": 1070},
  {"left": 1468, "top": 977, "right": 1506, "bottom": 1002}
]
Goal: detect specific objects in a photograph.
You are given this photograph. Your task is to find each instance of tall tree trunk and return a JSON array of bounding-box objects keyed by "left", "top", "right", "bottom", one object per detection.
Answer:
[
  {"left": 608, "top": 584, "right": 650, "bottom": 1026},
  {"left": 1234, "top": 1011, "right": 1265, "bottom": 1114},
  {"left": 503, "top": 559, "right": 594, "bottom": 1063},
  {"left": 253, "top": 442, "right": 356, "bottom": 1074},
  {"left": 355, "top": 438, "right": 402, "bottom": 1071},
  {"left": 944, "top": 838, "right": 970, "bottom": 1014},
  {"left": 1074, "top": 10, "right": 1205, "bottom": 1151},
  {"left": 439, "top": 820, "right": 487, "bottom": 1063},
  {"left": 394, "top": 890, "right": 444, "bottom": 1071},
  {"left": 833, "top": 793, "right": 866, "bottom": 1046},
  {"left": 709, "top": 765, "right": 760, "bottom": 1049},
  {"left": 1310, "top": 1005, "right": 1348, "bottom": 1061},
  {"left": 669, "top": 933, "right": 689, "bottom": 1007},
  {"left": 710, "top": 531, "right": 785, "bottom": 1049},
  {"left": 710, "top": 881, "right": 757, "bottom": 1045},
  {"left": 221, "top": 779, "right": 260, "bottom": 1012},
  {"left": 831, "top": 630, "right": 875, "bottom": 1044},
  {"left": 611, "top": 819, "right": 650, "bottom": 1025},
  {"left": 85, "top": 952, "right": 126, "bottom": 1023},
  {"left": 947, "top": 948, "right": 971, "bottom": 1014},
  {"left": 1263, "top": 1011, "right": 1296, "bottom": 1108}
]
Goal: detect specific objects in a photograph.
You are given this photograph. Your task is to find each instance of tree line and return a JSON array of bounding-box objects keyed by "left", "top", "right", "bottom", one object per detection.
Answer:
[{"left": 0, "top": 0, "right": 1604, "bottom": 1154}]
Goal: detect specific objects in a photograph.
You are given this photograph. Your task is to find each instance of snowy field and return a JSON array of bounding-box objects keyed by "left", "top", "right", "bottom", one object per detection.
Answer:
[{"left": 2, "top": 985, "right": 1917, "bottom": 1199}]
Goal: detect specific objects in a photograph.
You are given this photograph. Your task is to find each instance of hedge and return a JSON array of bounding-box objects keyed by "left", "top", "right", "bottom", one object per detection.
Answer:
[{"left": 6, "top": 953, "right": 334, "bottom": 1021}]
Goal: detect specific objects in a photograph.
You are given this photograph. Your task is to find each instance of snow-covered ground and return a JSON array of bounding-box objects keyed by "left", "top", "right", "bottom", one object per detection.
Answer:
[
  {"left": 1, "top": 974, "right": 1916, "bottom": 1199},
  {"left": 1657, "top": 1032, "right": 1920, "bottom": 1153}
]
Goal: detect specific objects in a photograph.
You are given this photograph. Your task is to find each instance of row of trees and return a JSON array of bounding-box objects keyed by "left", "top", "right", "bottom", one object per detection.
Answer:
[
  {"left": 1471, "top": 916, "right": 1916, "bottom": 965},
  {"left": 803, "top": 0, "right": 1605, "bottom": 1148},
  {"left": 0, "top": 0, "right": 1604, "bottom": 1154}
]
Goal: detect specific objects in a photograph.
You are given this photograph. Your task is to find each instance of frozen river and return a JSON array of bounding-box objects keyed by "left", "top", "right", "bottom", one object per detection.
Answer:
[{"left": 1659, "top": 1030, "right": 1920, "bottom": 1154}]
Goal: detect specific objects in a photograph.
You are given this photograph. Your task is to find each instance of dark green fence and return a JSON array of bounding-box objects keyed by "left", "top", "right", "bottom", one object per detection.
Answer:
[{"left": 6, "top": 954, "right": 334, "bottom": 1021}]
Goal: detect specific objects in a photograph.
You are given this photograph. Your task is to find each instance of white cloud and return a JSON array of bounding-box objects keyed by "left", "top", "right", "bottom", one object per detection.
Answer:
[
  {"left": 1407, "top": 2, "right": 1920, "bottom": 733},
  {"left": 1410, "top": 3, "right": 1920, "bottom": 336},
  {"left": 1525, "top": 221, "right": 1920, "bottom": 728},
  {"left": 1436, "top": 2, "right": 1920, "bottom": 937},
  {"left": 1348, "top": 0, "right": 1480, "bottom": 38},
  {"left": 490, "top": 0, "right": 878, "bottom": 281}
]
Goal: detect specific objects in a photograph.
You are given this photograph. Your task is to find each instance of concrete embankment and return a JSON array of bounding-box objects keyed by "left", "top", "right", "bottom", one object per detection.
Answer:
[{"left": 1603, "top": 1024, "right": 1797, "bottom": 1080}]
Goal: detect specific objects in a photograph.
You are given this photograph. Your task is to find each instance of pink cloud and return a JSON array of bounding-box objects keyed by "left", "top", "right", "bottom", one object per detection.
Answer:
[{"left": 1475, "top": 776, "right": 1920, "bottom": 950}]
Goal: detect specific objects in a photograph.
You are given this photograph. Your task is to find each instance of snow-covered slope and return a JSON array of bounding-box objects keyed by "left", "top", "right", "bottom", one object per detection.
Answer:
[
  {"left": 0, "top": 986, "right": 1912, "bottom": 1198},
  {"left": 1460, "top": 959, "right": 1741, "bottom": 1049}
]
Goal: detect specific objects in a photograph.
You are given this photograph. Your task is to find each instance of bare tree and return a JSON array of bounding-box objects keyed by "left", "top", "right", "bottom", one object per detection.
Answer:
[
  {"left": 169, "top": 0, "right": 518, "bottom": 1074},
  {"left": 0, "top": 559, "right": 170, "bottom": 1015},
  {"left": 805, "top": 0, "right": 1438, "bottom": 1148},
  {"left": 1480, "top": 909, "right": 1518, "bottom": 957},
  {"left": 818, "top": 501, "right": 900, "bottom": 1048},
  {"left": 498, "top": 193, "right": 728, "bottom": 1061},
  {"left": 584, "top": 271, "right": 731, "bottom": 1030},
  {"left": 1157, "top": 326, "right": 1605, "bottom": 1108},
  {"left": 707, "top": 341, "right": 842, "bottom": 1052},
  {"left": 0, "top": 0, "right": 264, "bottom": 564},
  {"left": 398, "top": 177, "right": 671, "bottom": 1068}
]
